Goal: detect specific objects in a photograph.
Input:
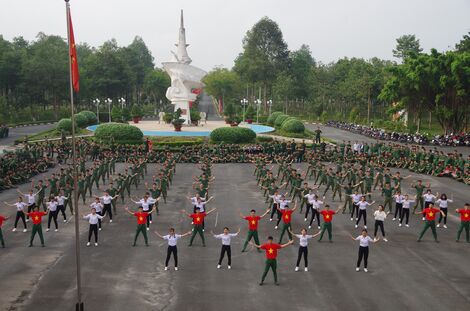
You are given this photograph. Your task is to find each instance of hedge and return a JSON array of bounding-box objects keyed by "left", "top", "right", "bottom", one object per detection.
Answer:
[
  {"left": 94, "top": 123, "right": 143, "bottom": 144},
  {"left": 281, "top": 118, "right": 305, "bottom": 133},
  {"left": 56, "top": 118, "right": 74, "bottom": 133},
  {"left": 74, "top": 113, "right": 88, "bottom": 128},
  {"left": 210, "top": 127, "right": 256, "bottom": 144},
  {"left": 274, "top": 114, "right": 289, "bottom": 128},
  {"left": 267, "top": 112, "right": 283, "bottom": 125},
  {"left": 78, "top": 110, "right": 98, "bottom": 125}
]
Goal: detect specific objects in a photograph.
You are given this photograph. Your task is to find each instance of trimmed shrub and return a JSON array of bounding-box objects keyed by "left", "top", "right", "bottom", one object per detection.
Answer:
[
  {"left": 281, "top": 118, "right": 305, "bottom": 133},
  {"left": 111, "top": 106, "right": 122, "bottom": 122},
  {"left": 274, "top": 114, "right": 289, "bottom": 128},
  {"left": 94, "top": 123, "right": 143, "bottom": 144},
  {"left": 78, "top": 110, "right": 98, "bottom": 125},
  {"left": 56, "top": 118, "right": 74, "bottom": 133},
  {"left": 210, "top": 127, "right": 256, "bottom": 144},
  {"left": 267, "top": 111, "right": 283, "bottom": 125},
  {"left": 74, "top": 113, "right": 88, "bottom": 128}
]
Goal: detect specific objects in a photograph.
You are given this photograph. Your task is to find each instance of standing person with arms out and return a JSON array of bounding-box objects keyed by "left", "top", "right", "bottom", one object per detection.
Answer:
[
  {"left": 350, "top": 229, "right": 379, "bottom": 273},
  {"left": 131, "top": 194, "right": 159, "bottom": 230},
  {"left": 318, "top": 204, "right": 342, "bottom": 242},
  {"left": 373, "top": 205, "right": 389, "bottom": 242},
  {"left": 277, "top": 201, "right": 298, "bottom": 244},
  {"left": 56, "top": 190, "right": 68, "bottom": 223},
  {"left": 422, "top": 189, "right": 438, "bottom": 220},
  {"left": 289, "top": 227, "right": 320, "bottom": 272},
  {"left": 125, "top": 205, "right": 156, "bottom": 247},
  {"left": 275, "top": 195, "right": 291, "bottom": 230},
  {"left": 90, "top": 197, "right": 104, "bottom": 231},
  {"left": 17, "top": 189, "right": 39, "bottom": 221},
  {"left": 399, "top": 194, "right": 415, "bottom": 227},
  {"left": 0, "top": 214, "right": 9, "bottom": 248},
  {"left": 392, "top": 191, "right": 404, "bottom": 222},
  {"left": 183, "top": 207, "right": 217, "bottom": 247},
  {"left": 436, "top": 194, "right": 453, "bottom": 229},
  {"left": 100, "top": 192, "right": 119, "bottom": 223},
  {"left": 455, "top": 203, "right": 470, "bottom": 243},
  {"left": 415, "top": 203, "right": 445, "bottom": 242},
  {"left": 308, "top": 195, "right": 324, "bottom": 230},
  {"left": 349, "top": 191, "right": 364, "bottom": 221},
  {"left": 240, "top": 208, "right": 270, "bottom": 253},
  {"left": 251, "top": 236, "right": 294, "bottom": 286},
  {"left": 4, "top": 197, "right": 28, "bottom": 232},
  {"left": 26, "top": 206, "right": 48, "bottom": 247},
  {"left": 213, "top": 227, "right": 240, "bottom": 269},
  {"left": 155, "top": 228, "right": 191, "bottom": 271},
  {"left": 355, "top": 196, "right": 375, "bottom": 229},
  {"left": 411, "top": 180, "right": 428, "bottom": 213},
  {"left": 83, "top": 208, "right": 105, "bottom": 247},
  {"left": 46, "top": 196, "right": 59, "bottom": 232}
]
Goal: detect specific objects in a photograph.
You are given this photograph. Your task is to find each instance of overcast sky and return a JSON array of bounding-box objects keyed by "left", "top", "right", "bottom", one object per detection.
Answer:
[{"left": 1, "top": 0, "right": 469, "bottom": 71}]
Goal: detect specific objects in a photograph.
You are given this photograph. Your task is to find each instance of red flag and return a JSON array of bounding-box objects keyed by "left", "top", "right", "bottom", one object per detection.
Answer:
[{"left": 68, "top": 10, "right": 80, "bottom": 92}]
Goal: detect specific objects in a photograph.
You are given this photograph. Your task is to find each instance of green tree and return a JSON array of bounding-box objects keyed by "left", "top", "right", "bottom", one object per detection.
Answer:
[
  {"left": 455, "top": 32, "right": 470, "bottom": 53},
  {"left": 392, "top": 34, "right": 423, "bottom": 60},
  {"left": 143, "top": 68, "right": 170, "bottom": 109},
  {"left": 203, "top": 68, "right": 242, "bottom": 109}
]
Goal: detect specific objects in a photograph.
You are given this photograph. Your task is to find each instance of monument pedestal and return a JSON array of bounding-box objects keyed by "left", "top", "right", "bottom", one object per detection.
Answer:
[{"left": 173, "top": 100, "right": 191, "bottom": 124}]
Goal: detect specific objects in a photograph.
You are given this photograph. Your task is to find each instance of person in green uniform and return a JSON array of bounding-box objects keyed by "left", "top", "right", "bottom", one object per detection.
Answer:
[
  {"left": 381, "top": 183, "right": 394, "bottom": 213},
  {"left": 411, "top": 180, "right": 427, "bottom": 212}
]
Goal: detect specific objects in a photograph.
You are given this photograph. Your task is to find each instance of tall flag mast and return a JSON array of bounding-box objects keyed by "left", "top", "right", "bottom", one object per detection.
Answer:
[{"left": 64, "top": 0, "right": 83, "bottom": 310}]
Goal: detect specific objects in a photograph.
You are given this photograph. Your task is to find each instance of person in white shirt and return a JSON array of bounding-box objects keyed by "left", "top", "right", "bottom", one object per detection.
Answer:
[
  {"left": 4, "top": 197, "right": 28, "bottom": 232},
  {"left": 355, "top": 196, "right": 375, "bottom": 229},
  {"left": 56, "top": 190, "right": 69, "bottom": 223},
  {"left": 399, "top": 195, "right": 415, "bottom": 227},
  {"left": 131, "top": 194, "right": 160, "bottom": 230},
  {"left": 436, "top": 194, "right": 453, "bottom": 228},
  {"left": 349, "top": 192, "right": 365, "bottom": 221},
  {"left": 83, "top": 208, "right": 105, "bottom": 246},
  {"left": 393, "top": 191, "right": 405, "bottom": 221},
  {"left": 46, "top": 197, "right": 60, "bottom": 232},
  {"left": 213, "top": 227, "right": 240, "bottom": 269},
  {"left": 268, "top": 190, "right": 282, "bottom": 223},
  {"left": 373, "top": 205, "right": 389, "bottom": 242},
  {"left": 289, "top": 227, "right": 320, "bottom": 271},
  {"left": 155, "top": 228, "right": 191, "bottom": 271},
  {"left": 17, "top": 189, "right": 40, "bottom": 221},
  {"left": 350, "top": 229, "right": 379, "bottom": 272},
  {"left": 275, "top": 195, "right": 291, "bottom": 229},
  {"left": 422, "top": 189, "right": 438, "bottom": 220},
  {"left": 100, "top": 192, "right": 119, "bottom": 223},
  {"left": 307, "top": 195, "right": 324, "bottom": 230},
  {"left": 90, "top": 197, "right": 104, "bottom": 230}
]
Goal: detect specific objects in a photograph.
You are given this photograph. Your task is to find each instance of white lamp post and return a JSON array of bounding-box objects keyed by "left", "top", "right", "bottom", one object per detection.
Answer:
[
  {"left": 105, "top": 98, "right": 112, "bottom": 123},
  {"left": 240, "top": 98, "right": 248, "bottom": 123},
  {"left": 255, "top": 99, "right": 262, "bottom": 123},
  {"left": 92, "top": 99, "right": 100, "bottom": 123},
  {"left": 267, "top": 99, "right": 273, "bottom": 116},
  {"left": 118, "top": 98, "right": 126, "bottom": 122}
]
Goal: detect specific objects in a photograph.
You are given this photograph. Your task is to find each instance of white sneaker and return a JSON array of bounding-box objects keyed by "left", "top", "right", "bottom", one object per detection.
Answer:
[
  {"left": 217, "top": 265, "right": 221, "bottom": 269},
  {"left": 437, "top": 224, "right": 440, "bottom": 228},
  {"left": 203, "top": 229, "right": 205, "bottom": 232},
  {"left": 350, "top": 218, "right": 353, "bottom": 221},
  {"left": 317, "top": 226, "right": 321, "bottom": 230},
  {"left": 12, "top": 228, "right": 17, "bottom": 232},
  {"left": 405, "top": 224, "right": 409, "bottom": 228},
  {"left": 99, "top": 228, "right": 102, "bottom": 231},
  {"left": 373, "top": 238, "right": 378, "bottom": 242},
  {"left": 54, "top": 229, "right": 58, "bottom": 232},
  {"left": 46, "top": 228, "right": 50, "bottom": 232},
  {"left": 399, "top": 223, "right": 402, "bottom": 227},
  {"left": 23, "top": 229, "right": 27, "bottom": 233},
  {"left": 384, "top": 238, "right": 388, "bottom": 242},
  {"left": 443, "top": 225, "right": 447, "bottom": 229},
  {"left": 174, "top": 267, "right": 178, "bottom": 271},
  {"left": 355, "top": 218, "right": 358, "bottom": 221},
  {"left": 63, "top": 220, "right": 67, "bottom": 223},
  {"left": 356, "top": 267, "right": 360, "bottom": 272},
  {"left": 355, "top": 225, "right": 358, "bottom": 229},
  {"left": 304, "top": 218, "right": 307, "bottom": 222},
  {"left": 94, "top": 243, "right": 98, "bottom": 247},
  {"left": 392, "top": 218, "right": 396, "bottom": 221},
  {"left": 164, "top": 267, "right": 168, "bottom": 271},
  {"left": 86, "top": 242, "right": 91, "bottom": 246},
  {"left": 275, "top": 226, "right": 278, "bottom": 230},
  {"left": 269, "top": 218, "right": 273, "bottom": 222},
  {"left": 364, "top": 226, "right": 367, "bottom": 229},
  {"left": 149, "top": 221, "right": 152, "bottom": 224},
  {"left": 422, "top": 217, "right": 425, "bottom": 221},
  {"left": 146, "top": 228, "right": 150, "bottom": 231},
  {"left": 304, "top": 267, "right": 308, "bottom": 272},
  {"left": 364, "top": 268, "right": 368, "bottom": 272},
  {"left": 295, "top": 267, "right": 299, "bottom": 272},
  {"left": 228, "top": 266, "right": 231, "bottom": 270},
  {"left": 26, "top": 219, "right": 30, "bottom": 222},
  {"left": 109, "top": 219, "right": 113, "bottom": 223},
  {"left": 308, "top": 225, "right": 312, "bottom": 229}
]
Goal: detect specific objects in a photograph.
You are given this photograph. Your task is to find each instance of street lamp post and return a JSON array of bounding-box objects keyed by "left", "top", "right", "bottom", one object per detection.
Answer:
[
  {"left": 92, "top": 99, "right": 100, "bottom": 123},
  {"left": 255, "top": 99, "right": 262, "bottom": 123},
  {"left": 240, "top": 98, "right": 248, "bottom": 123},
  {"left": 267, "top": 99, "right": 273, "bottom": 116},
  {"left": 105, "top": 98, "right": 112, "bottom": 123},
  {"left": 118, "top": 98, "right": 126, "bottom": 122}
]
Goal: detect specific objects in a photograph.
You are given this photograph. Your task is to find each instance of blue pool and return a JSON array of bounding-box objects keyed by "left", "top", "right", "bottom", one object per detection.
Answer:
[{"left": 86, "top": 124, "right": 274, "bottom": 137}]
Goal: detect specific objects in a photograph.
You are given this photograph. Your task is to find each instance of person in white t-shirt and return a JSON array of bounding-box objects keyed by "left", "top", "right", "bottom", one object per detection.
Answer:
[
  {"left": 373, "top": 205, "right": 389, "bottom": 242},
  {"left": 436, "top": 193, "right": 453, "bottom": 229},
  {"left": 399, "top": 195, "right": 415, "bottom": 227},
  {"left": 355, "top": 196, "right": 375, "bottom": 229},
  {"left": 155, "top": 228, "right": 191, "bottom": 271},
  {"left": 4, "top": 196, "right": 28, "bottom": 232},
  {"left": 17, "top": 189, "right": 40, "bottom": 221},
  {"left": 100, "top": 192, "right": 119, "bottom": 223},
  {"left": 90, "top": 197, "right": 104, "bottom": 230},
  {"left": 212, "top": 227, "right": 240, "bottom": 269},
  {"left": 289, "top": 227, "right": 320, "bottom": 271},
  {"left": 83, "top": 208, "right": 105, "bottom": 246},
  {"left": 350, "top": 229, "right": 379, "bottom": 272},
  {"left": 46, "top": 196, "right": 60, "bottom": 232}
]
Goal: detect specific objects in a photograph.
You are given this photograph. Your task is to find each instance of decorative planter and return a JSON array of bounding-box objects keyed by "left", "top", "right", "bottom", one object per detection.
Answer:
[
  {"left": 230, "top": 122, "right": 239, "bottom": 127},
  {"left": 132, "top": 117, "right": 140, "bottom": 124},
  {"left": 246, "top": 119, "right": 253, "bottom": 124},
  {"left": 174, "top": 124, "right": 183, "bottom": 131},
  {"left": 191, "top": 120, "right": 199, "bottom": 126}
]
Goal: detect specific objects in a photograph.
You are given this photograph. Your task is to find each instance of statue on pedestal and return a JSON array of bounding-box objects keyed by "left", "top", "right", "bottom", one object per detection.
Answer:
[{"left": 162, "top": 10, "right": 206, "bottom": 124}]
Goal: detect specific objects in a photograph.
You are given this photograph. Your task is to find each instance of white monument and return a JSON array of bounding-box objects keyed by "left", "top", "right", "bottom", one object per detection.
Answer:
[{"left": 162, "top": 10, "right": 207, "bottom": 124}]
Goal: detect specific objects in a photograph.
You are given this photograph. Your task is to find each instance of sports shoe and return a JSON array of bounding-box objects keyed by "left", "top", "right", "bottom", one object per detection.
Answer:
[
  {"left": 304, "top": 218, "right": 307, "bottom": 222},
  {"left": 54, "top": 229, "right": 58, "bottom": 232},
  {"left": 364, "top": 268, "right": 368, "bottom": 272},
  {"left": 94, "top": 243, "right": 98, "bottom": 247},
  {"left": 373, "top": 238, "right": 378, "bottom": 242},
  {"left": 392, "top": 218, "right": 396, "bottom": 221},
  {"left": 443, "top": 225, "right": 447, "bottom": 229},
  {"left": 422, "top": 217, "right": 425, "bottom": 221},
  {"left": 12, "top": 228, "right": 17, "bottom": 232},
  {"left": 26, "top": 219, "right": 30, "bottom": 222},
  {"left": 383, "top": 238, "right": 388, "bottom": 242},
  {"left": 350, "top": 218, "right": 353, "bottom": 221},
  {"left": 146, "top": 228, "right": 150, "bottom": 231},
  {"left": 405, "top": 224, "right": 409, "bottom": 228},
  {"left": 99, "top": 228, "right": 102, "bottom": 231},
  {"left": 269, "top": 218, "right": 273, "bottom": 222},
  {"left": 109, "top": 219, "right": 113, "bottom": 223},
  {"left": 364, "top": 226, "right": 367, "bottom": 229},
  {"left": 63, "top": 220, "right": 67, "bottom": 223},
  {"left": 317, "top": 226, "right": 320, "bottom": 230},
  {"left": 274, "top": 226, "right": 278, "bottom": 230},
  {"left": 217, "top": 265, "right": 221, "bottom": 269},
  {"left": 228, "top": 266, "right": 231, "bottom": 270},
  {"left": 308, "top": 225, "right": 311, "bottom": 229},
  {"left": 356, "top": 267, "right": 360, "bottom": 272},
  {"left": 304, "top": 267, "right": 308, "bottom": 272},
  {"left": 164, "top": 267, "right": 168, "bottom": 271},
  {"left": 23, "top": 229, "right": 27, "bottom": 233},
  {"left": 86, "top": 242, "right": 91, "bottom": 247},
  {"left": 355, "top": 225, "right": 358, "bottom": 229},
  {"left": 355, "top": 218, "right": 358, "bottom": 221},
  {"left": 174, "top": 267, "right": 178, "bottom": 271},
  {"left": 46, "top": 228, "right": 50, "bottom": 232},
  {"left": 399, "top": 223, "right": 402, "bottom": 227},
  {"left": 295, "top": 267, "right": 299, "bottom": 272},
  {"left": 437, "top": 224, "right": 440, "bottom": 228}
]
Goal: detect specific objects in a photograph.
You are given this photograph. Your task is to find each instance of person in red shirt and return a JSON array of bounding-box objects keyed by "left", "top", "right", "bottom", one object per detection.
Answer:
[
  {"left": 0, "top": 214, "right": 9, "bottom": 248},
  {"left": 318, "top": 204, "right": 341, "bottom": 242},
  {"left": 26, "top": 206, "right": 48, "bottom": 247},
  {"left": 125, "top": 206, "right": 156, "bottom": 246},
  {"left": 182, "top": 207, "right": 216, "bottom": 247},
  {"left": 455, "top": 203, "right": 470, "bottom": 242},
  {"left": 240, "top": 208, "right": 270, "bottom": 252},
  {"left": 277, "top": 201, "right": 298, "bottom": 243},
  {"left": 251, "top": 236, "right": 293, "bottom": 286},
  {"left": 415, "top": 203, "right": 445, "bottom": 242}
]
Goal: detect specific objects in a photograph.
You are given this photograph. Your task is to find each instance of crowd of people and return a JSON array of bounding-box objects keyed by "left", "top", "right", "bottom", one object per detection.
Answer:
[
  {"left": 0, "top": 136, "right": 469, "bottom": 286},
  {"left": 326, "top": 121, "right": 470, "bottom": 147}
]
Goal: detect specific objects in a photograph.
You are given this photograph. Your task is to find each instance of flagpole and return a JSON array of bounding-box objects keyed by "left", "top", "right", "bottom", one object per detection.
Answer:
[{"left": 65, "top": 1, "right": 84, "bottom": 310}]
